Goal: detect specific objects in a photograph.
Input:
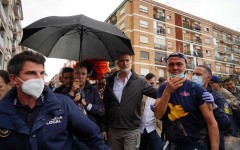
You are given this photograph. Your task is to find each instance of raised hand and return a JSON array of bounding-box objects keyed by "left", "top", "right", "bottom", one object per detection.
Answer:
[{"left": 165, "top": 77, "right": 185, "bottom": 94}]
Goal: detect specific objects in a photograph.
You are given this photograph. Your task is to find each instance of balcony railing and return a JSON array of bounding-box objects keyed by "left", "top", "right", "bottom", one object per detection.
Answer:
[
  {"left": 233, "top": 49, "right": 240, "bottom": 54},
  {"left": 223, "top": 38, "right": 232, "bottom": 44},
  {"left": 187, "top": 63, "right": 195, "bottom": 69},
  {"left": 155, "top": 60, "right": 167, "bottom": 66},
  {"left": 12, "top": 39, "right": 17, "bottom": 50},
  {"left": 0, "top": 35, "right": 4, "bottom": 48},
  {"left": 196, "top": 51, "right": 203, "bottom": 57},
  {"left": 154, "top": 15, "right": 165, "bottom": 22},
  {"left": 182, "top": 22, "right": 193, "bottom": 30},
  {"left": 194, "top": 38, "right": 202, "bottom": 44},
  {"left": 154, "top": 43, "right": 166, "bottom": 50},
  {"left": 215, "top": 56, "right": 223, "bottom": 61},
  {"left": 154, "top": 28, "right": 165, "bottom": 35},
  {"left": 0, "top": 3, "right": 7, "bottom": 25},
  {"left": 193, "top": 25, "right": 201, "bottom": 32}
]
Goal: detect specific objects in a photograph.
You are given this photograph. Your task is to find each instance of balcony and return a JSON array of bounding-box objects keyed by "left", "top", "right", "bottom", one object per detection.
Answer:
[
  {"left": 155, "top": 59, "right": 167, "bottom": 66},
  {"left": 154, "top": 28, "right": 165, "bottom": 35},
  {"left": 154, "top": 15, "right": 165, "bottom": 22},
  {"left": 233, "top": 48, "right": 240, "bottom": 54},
  {"left": 223, "top": 38, "right": 232, "bottom": 44},
  {"left": 14, "top": 5, "right": 21, "bottom": 20},
  {"left": 154, "top": 43, "right": 166, "bottom": 50},
  {"left": 194, "top": 38, "right": 202, "bottom": 44},
  {"left": 193, "top": 24, "right": 201, "bottom": 32},
  {"left": 215, "top": 56, "right": 223, "bottom": 61},
  {"left": 182, "top": 22, "right": 192, "bottom": 30},
  {"left": 187, "top": 63, "right": 195, "bottom": 69},
  {"left": 0, "top": 34, "right": 4, "bottom": 48},
  {"left": 155, "top": 53, "right": 167, "bottom": 65},
  {"left": 0, "top": 3, "right": 7, "bottom": 25},
  {"left": 109, "top": 15, "right": 117, "bottom": 25},
  {"left": 196, "top": 51, "right": 203, "bottom": 57},
  {"left": 12, "top": 38, "right": 17, "bottom": 50}
]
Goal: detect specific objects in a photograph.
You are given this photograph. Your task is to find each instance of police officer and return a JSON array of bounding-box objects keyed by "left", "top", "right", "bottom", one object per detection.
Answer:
[
  {"left": 0, "top": 51, "right": 109, "bottom": 150},
  {"left": 193, "top": 65, "right": 231, "bottom": 150}
]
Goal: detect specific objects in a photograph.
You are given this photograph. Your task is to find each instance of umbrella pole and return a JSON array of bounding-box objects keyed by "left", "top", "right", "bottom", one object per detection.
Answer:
[{"left": 79, "top": 26, "right": 84, "bottom": 62}]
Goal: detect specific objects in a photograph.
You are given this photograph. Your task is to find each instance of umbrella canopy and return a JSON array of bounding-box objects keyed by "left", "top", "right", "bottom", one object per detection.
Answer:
[{"left": 20, "top": 14, "right": 134, "bottom": 61}]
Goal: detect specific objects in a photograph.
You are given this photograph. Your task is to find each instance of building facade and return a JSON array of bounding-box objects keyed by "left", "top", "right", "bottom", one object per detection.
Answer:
[
  {"left": 106, "top": 0, "right": 240, "bottom": 82},
  {"left": 0, "top": 0, "right": 23, "bottom": 70}
]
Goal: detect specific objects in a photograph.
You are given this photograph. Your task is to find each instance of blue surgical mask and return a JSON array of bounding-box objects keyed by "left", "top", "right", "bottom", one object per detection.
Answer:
[
  {"left": 192, "top": 75, "right": 204, "bottom": 86},
  {"left": 168, "top": 72, "right": 185, "bottom": 78}
]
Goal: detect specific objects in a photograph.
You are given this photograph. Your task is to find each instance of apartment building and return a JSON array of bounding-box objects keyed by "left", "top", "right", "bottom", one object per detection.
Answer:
[
  {"left": 0, "top": 0, "right": 23, "bottom": 70},
  {"left": 106, "top": 0, "right": 240, "bottom": 82}
]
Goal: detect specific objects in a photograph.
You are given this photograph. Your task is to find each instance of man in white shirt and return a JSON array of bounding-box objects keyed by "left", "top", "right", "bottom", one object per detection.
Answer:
[{"left": 140, "top": 73, "right": 162, "bottom": 150}]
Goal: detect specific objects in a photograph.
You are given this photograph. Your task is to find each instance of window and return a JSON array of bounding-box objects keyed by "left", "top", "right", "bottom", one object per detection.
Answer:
[
  {"left": 206, "top": 50, "right": 211, "bottom": 57},
  {"left": 154, "top": 37, "right": 166, "bottom": 49},
  {"left": 119, "top": 22, "right": 125, "bottom": 30},
  {"left": 140, "top": 51, "right": 149, "bottom": 60},
  {"left": 204, "top": 26, "right": 209, "bottom": 32},
  {"left": 205, "top": 38, "right": 210, "bottom": 45},
  {"left": 216, "top": 65, "right": 221, "bottom": 72},
  {"left": 155, "top": 52, "right": 166, "bottom": 63},
  {"left": 140, "top": 20, "right": 148, "bottom": 28},
  {"left": 168, "top": 42, "right": 173, "bottom": 49},
  {"left": 159, "top": 69, "right": 164, "bottom": 77},
  {"left": 120, "top": 8, "right": 125, "bottom": 16},
  {"left": 167, "top": 15, "right": 171, "bottom": 20},
  {"left": 139, "top": 5, "right": 148, "bottom": 13},
  {"left": 167, "top": 27, "right": 172, "bottom": 35},
  {"left": 226, "top": 67, "right": 230, "bottom": 73},
  {"left": 140, "top": 35, "right": 149, "bottom": 44},
  {"left": 140, "top": 68, "right": 149, "bottom": 76}
]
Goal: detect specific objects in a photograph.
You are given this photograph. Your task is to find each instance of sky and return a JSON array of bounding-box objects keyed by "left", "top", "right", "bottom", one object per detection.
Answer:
[{"left": 21, "top": 0, "right": 240, "bottom": 81}]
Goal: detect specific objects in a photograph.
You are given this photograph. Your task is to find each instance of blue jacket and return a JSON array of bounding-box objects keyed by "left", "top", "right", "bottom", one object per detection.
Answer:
[
  {"left": 65, "top": 82, "right": 105, "bottom": 126},
  {"left": 0, "top": 86, "right": 110, "bottom": 150},
  {"left": 207, "top": 85, "right": 231, "bottom": 150}
]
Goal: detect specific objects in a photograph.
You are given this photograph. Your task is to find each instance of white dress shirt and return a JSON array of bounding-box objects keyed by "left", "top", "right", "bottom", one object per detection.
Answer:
[
  {"left": 140, "top": 97, "right": 156, "bottom": 133},
  {"left": 113, "top": 72, "right": 132, "bottom": 103}
]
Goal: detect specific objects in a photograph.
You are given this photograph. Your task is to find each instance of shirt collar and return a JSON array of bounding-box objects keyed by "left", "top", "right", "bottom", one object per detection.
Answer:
[
  {"left": 13, "top": 94, "right": 45, "bottom": 107},
  {"left": 116, "top": 71, "right": 132, "bottom": 80}
]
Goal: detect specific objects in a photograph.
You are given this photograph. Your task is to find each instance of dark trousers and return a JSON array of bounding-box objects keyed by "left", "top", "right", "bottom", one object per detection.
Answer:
[
  {"left": 140, "top": 129, "right": 162, "bottom": 150},
  {"left": 231, "top": 116, "right": 240, "bottom": 137}
]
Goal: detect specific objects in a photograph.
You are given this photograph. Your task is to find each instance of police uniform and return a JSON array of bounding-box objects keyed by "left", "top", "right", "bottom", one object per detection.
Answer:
[{"left": 0, "top": 86, "right": 109, "bottom": 150}]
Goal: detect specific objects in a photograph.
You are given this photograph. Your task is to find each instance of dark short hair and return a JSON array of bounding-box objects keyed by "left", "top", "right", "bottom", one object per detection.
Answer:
[
  {"left": 62, "top": 67, "right": 73, "bottom": 76},
  {"left": 167, "top": 52, "right": 187, "bottom": 63},
  {"left": 145, "top": 73, "right": 155, "bottom": 80},
  {"left": 0, "top": 70, "right": 10, "bottom": 84},
  {"left": 223, "top": 78, "right": 233, "bottom": 83},
  {"left": 74, "top": 61, "right": 94, "bottom": 75},
  {"left": 159, "top": 77, "right": 167, "bottom": 83},
  {"left": 7, "top": 51, "right": 46, "bottom": 76},
  {"left": 197, "top": 65, "right": 212, "bottom": 76}
]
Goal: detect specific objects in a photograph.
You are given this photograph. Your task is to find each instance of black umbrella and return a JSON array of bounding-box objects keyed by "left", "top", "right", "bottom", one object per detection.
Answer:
[{"left": 20, "top": 14, "right": 134, "bottom": 61}]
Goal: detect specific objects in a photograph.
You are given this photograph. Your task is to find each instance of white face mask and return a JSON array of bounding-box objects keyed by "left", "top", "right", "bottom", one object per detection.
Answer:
[{"left": 17, "top": 77, "right": 45, "bottom": 98}]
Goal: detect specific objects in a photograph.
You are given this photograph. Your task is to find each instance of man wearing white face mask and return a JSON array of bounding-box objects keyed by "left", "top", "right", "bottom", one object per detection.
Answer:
[
  {"left": 0, "top": 51, "right": 110, "bottom": 150},
  {"left": 155, "top": 52, "right": 219, "bottom": 150},
  {"left": 193, "top": 65, "right": 231, "bottom": 150}
]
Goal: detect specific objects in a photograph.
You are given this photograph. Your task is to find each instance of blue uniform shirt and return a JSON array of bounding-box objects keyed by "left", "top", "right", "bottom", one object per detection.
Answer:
[{"left": 0, "top": 86, "right": 110, "bottom": 150}]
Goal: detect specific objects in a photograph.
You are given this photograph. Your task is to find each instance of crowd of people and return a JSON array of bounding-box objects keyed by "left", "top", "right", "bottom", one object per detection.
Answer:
[{"left": 0, "top": 50, "right": 240, "bottom": 150}]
